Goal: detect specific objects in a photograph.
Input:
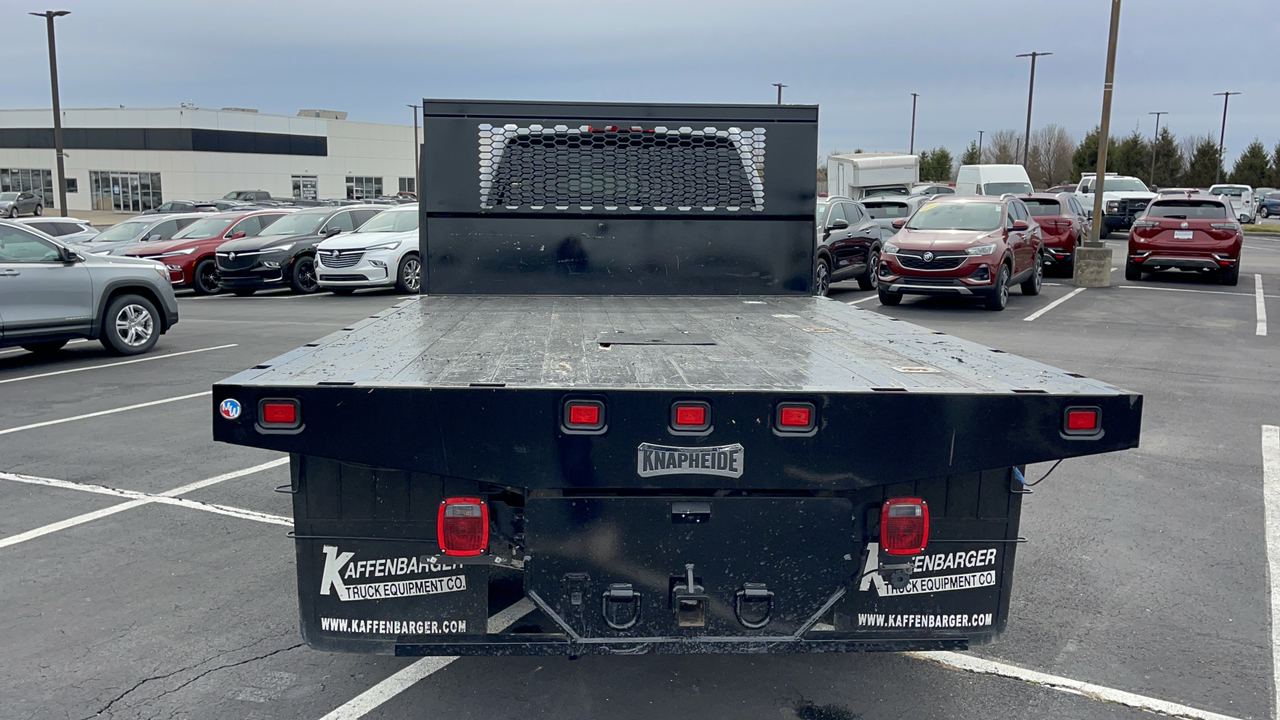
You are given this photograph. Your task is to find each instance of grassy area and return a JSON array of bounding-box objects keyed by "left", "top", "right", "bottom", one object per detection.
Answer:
[{"left": 1241, "top": 224, "right": 1278, "bottom": 234}]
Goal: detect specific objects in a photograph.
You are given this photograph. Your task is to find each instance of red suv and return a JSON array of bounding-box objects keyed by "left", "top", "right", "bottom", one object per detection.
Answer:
[
  {"left": 1022, "top": 192, "right": 1091, "bottom": 276},
  {"left": 1125, "top": 195, "right": 1243, "bottom": 285},
  {"left": 125, "top": 210, "right": 291, "bottom": 294},
  {"left": 878, "top": 195, "right": 1043, "bottom": 311}
]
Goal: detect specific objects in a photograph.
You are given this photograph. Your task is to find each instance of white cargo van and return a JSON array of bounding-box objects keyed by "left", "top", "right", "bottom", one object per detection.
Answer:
[
  {"left": 955, "top": 165, "right": 1034, "bottom": 196},
  {"left": 1208, "top": 184, "right": 1256, "bottom": 224}
]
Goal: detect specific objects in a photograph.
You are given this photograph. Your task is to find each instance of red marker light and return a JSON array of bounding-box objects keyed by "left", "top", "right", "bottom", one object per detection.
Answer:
[
  {"left": 671, "top": 401, "right": 711, "bottom": 432},
  {"left": 1064, "top": 407, "right": 1101, "bottom": 436},
  {"left": 779, "top": 407, "right": 810, "bottom": 427},
  {"left": 563, "top": 399, "right": 606, "bottom": 432},
  {"left": 257, "top": 399, "right": 300, "bottom": 429},
  {"left": 437, "top": 497, "right": 489, "bottom": 556},
  {"left": 880, "top": 498, "right": 930, "bottom": 555}
]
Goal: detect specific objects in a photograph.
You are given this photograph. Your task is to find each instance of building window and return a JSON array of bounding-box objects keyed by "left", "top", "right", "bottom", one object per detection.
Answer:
[
  {"left": 398, "top": 177, "right": 415, "bottom": 194},
  {"left": 345, "top": 176, "right": 382, "bottom": 200},
  {"left": 292, "top": 175, "right": 318, "bottom": 200},
  {"left": 89, "top": 171, "right": 162, "bottom": 212},
  {"left": 1, "top": 168, "right": 54, "bottom": 206},
  {"left": 64, "top": 177, "right": 78, "bottom": 193}
]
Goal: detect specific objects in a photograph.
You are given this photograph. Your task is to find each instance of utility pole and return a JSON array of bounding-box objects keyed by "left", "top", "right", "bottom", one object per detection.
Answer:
[
  {"left": 406, "top": 103, "right": 420, "bottom": 197},
  {"left": 1148, "top": 111, "right": 1167, "bottom": 186},
  {"left": 978, "top": 130, "right": 984, "bottom": 162},
  {"left": 1016, "top": 51, "right": 1052, "bottom": 167},
  {"left": 31, "top": 10, "right": 71, "bottom": 217},
  {"left": 772, "top": 83, "right": 787, "bottom": 105},
  {"left": 1075, "top": 0, "right": 1122, "bottom": 288},
  {"left": 1212, "top": 92, "right": 1240, "bottom": 184},
  {"left": 909, "top": 93, "right": 919, "bottom": 155}
]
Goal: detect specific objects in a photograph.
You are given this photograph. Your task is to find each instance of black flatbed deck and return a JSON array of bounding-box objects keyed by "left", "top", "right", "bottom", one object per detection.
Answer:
[{"left": 225, "top": 295, "right": 1119, "bottom": 395}]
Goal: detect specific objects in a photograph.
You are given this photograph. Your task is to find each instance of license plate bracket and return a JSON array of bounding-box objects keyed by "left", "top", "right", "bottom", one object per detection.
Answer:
[{"left": 1173, "top": 230, "right": 1194, "bottom": 240}]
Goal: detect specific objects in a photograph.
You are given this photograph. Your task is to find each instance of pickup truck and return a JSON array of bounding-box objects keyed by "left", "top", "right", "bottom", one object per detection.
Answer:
[
  {"left": 1075, "top": 173, "right": 1156, "bottom": 238},
  {"left": 212, "top": 100, "right": 1143, "bottom": 657}
]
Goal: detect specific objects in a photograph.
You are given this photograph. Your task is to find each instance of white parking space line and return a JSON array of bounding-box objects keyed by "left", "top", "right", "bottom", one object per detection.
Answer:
[
  {"left": 0, "top": 338, "right": 90, "bottom": 357},
  {"left": 846, "top": 295, "right": 879, "bottom": 305},
  {"left": 1263, "top": 425, "right": 1280, "bottom": 719},
  {"left": 1118, "top": 285, "right": 1280, "bottom": 299},
  {"left": 318, "top": 598, "right": 536, "bottom": 720},
  {"left": 1257, "top": 275, "right": 1268, "bottom": 336},
  {"left": 1023, "top": 287, "right": 1086, "bottom": 322},
  {"left": 0, "top": 458, "right": 289, "bottom": 550},
  {"left": 0, "top": 344, "right": 237, "bottom": 385},
  {"left": 909, "top": 651, "right": 1244, "bottom": 720},
  {"left": 0, "top": 391, "right": 212, "bottom": 437}
]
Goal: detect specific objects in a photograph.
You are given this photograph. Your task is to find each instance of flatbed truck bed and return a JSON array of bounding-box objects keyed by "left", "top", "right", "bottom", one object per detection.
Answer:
[{"left": 213, "top": 100, "right": 1141, "bottom": 656}]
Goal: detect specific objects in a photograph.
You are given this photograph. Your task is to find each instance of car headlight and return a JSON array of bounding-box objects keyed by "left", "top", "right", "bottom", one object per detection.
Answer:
[
  {"left": 158, "top": 247, "right": 196, "bottom": 257},
  {"left": 268, "top": 243, "right": 294, "bottom": 252},
  {"left": 366, "top": 240, "right": 401, "bottom": 252},
  {"left": 92, "top": 249, "right": 113, "bottom": 255},
  {"left": 1106, "top": 201, "right": 1120, "bottom": 212},
  {"left": 882, "top": 241, "right": 900, "bottom": 254},
  {"left": 152, "top": 263, "right": 169, "bottom": 279},
  {"left": 965, "top": 243, "right": 997, "bottom": 256}
]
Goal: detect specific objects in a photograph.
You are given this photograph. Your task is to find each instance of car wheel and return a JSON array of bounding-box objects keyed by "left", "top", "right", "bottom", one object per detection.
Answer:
[
  {"left": 1124, "top": 260, "right": 1142, "bottom": 282},
  {"left": 100, "top": 294, "right": 159, "bottom": 355},
  {"left": 1221, "top": 262, "right": 1240, "bottom": 286},
  {"left": 877, "top": 288, "right": 902, "bottom": 306},
  {"left": 33, "top": 204, "right": 43, "bottom": 216},
  {"left": 396, "top": 253, "right": 422, "bottom": 293},
  {"left": 815, "top": 257, "right": 831, "bottom": 296},
  {"left": 329, "top": 288, "right": 356, "bottom": 296},
  {"left": 192, "top": 258, "right": 221, "bottom": 295},
  {"left": 22, "top": 340, "right": 68, "bottom": 354},
  {"left": 6, "top": 207, "right": 14, "bottom": 218},
  {"left": 1021, "top": 253, "right": 1043, "bottom": 295},
  {"left": 232, "top": 289, "right": 257, "bottom": 297},
  {"left": 1261, "top": 206, "right": 1270, "bottom": 219},
  {"left": 289, "top": 255, "right": 319, "bottom": 294},
  {"left": 857, "top": 248, "right": 880, "bottom": 291},
  {"left": 984, "top": 264, "right": 1010, "bottom": 311},
  {"left": 1099, "top": 227, "right": 1111, "bottom": 239}
]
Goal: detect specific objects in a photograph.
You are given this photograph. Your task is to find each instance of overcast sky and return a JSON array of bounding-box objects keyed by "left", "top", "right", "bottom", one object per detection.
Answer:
[{"left": 4, "top": 0, "right": 1277, "bottom": 165}]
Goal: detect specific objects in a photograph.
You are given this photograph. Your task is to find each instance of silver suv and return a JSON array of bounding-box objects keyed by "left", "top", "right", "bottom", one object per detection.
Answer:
[{"left": 0, "top": 220, "right": 180, "bottom": 355}]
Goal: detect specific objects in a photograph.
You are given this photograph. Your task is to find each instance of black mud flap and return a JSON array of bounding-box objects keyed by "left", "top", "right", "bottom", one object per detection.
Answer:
[
  {"left": 295, "top": 539, "right": 490, "bottom": 654},
  {"left": 525, "top": 497, "right": 854, "bottom": 645}
]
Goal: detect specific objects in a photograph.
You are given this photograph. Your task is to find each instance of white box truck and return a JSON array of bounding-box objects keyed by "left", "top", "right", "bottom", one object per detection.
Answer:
[{"left": 826, "top": 153, "right": 919, "bottom": 200}]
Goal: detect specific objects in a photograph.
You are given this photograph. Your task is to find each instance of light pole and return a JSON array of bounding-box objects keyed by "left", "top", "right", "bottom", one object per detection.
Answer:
[
  {"left": 909, "top": 93, "right": 919, "bottom": 155},
  {"left": 406, "top": 103, "right": 420, "bottom": 197},
  {"left": 1148, "top": 111, "right": 1167, "bottom": 186},
  {"left": 1075, "top": 0, "right": 1122, "bottom": 289},
  {"left": 1212, "top": 92, "right": 1240, "bottom": 184},
  {"left": 31, "top": 10, "right": 70, "bottom": 217},
  {"left": 1016, "top": 51, "right": 1051, "bottom": 167},
  {"left": 978, "top": 130, "right": 984, "bottom": 162},
  {"left": 772, "top": 83, "right": 787, "bottom": 105}
]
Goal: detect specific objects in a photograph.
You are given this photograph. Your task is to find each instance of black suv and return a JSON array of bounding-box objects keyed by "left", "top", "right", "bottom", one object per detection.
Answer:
[
  {"left": 814, "top": 196, "right": 885, "bottom": 295},
  {"left": 215, "top": 206, "right": 379, "bottom": 294}
]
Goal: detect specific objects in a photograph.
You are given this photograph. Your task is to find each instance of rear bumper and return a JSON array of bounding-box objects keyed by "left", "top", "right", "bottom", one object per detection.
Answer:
[{"left": 1130, "top": 254, "right": 1234, "bottom": 271}]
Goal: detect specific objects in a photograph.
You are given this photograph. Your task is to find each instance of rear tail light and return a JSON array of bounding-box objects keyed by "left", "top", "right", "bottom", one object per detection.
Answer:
[
  {"left": 880, "top": 498, "right": 929, "bottom": 555},
  {"left": 1131, "top": 220, "right": 1159, "bottom": 229},
  {"left": 671, "top": 400, "right": 711, "bottom": 433},
  {"left": 1063, "top": 406, "right": 1102, "bottom": 436},
  {"left": 258, "top": 398, "right": 301, "bottom": 429},
  {"left": 562, "top": 399, "right": 606, "bottom": 433},
  {"left": 437, "top": 497, "right": 489, "bottom": 556},
  {"left": 1210, "top": 222, "right": 1239, "bottom": 230},
  {"left": 774, "top": 401, "right": 816, "bottom": 434}
]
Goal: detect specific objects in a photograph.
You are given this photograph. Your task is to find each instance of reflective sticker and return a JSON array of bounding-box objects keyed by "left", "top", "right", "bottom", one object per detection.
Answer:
[{"left": 219, "top": 398, "right": 242, "bottom": 420}]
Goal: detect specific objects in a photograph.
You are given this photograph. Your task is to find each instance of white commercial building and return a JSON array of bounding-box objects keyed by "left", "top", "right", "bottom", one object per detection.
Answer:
[{"left": 0, "top": 106, "right": 416, "bottom": 213}]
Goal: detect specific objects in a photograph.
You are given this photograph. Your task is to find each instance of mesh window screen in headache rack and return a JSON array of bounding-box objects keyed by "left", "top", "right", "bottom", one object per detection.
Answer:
[{"left": 478, "top": 124, "right": 765, "bottom": 211}]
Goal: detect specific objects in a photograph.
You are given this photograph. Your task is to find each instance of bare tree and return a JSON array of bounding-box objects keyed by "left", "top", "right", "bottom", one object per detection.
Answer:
[
  {"left": 982, "top": 129, "right": 1021, "bottom": 164},
  {"left": 1026, "top": 124, "right": 1076, "bottom": 188}
]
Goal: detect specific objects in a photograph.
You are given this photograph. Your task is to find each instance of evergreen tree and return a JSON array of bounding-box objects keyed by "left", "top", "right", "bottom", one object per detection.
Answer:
[
  {"left": 1182, "top": 138, "right": 1224, "bottom": 188},
  {"left": 1148, "top": 126, "right": 1183, "bottom": 188},
  {"left": 960, "top": 140, "right": 981, "bottom": 166},
  {"left": 1270, "top": 142, "right": 1280, "bottom": 187},
  {"left": 1071, "top": 126, "right": 1119, "bottom": 181},
  {"left": 919, "top": 147, "right": 954, "bottom": 182},
  {"left": 1229, "top": 139, "right": 1270, "bottom": 187},
  {"left": 1110, "top": 130, "right": 1150, "bottom": 178}
]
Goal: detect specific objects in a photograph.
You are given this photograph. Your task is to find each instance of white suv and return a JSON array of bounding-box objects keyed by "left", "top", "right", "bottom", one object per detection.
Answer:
[{"left": 315, "top": 204, "right": 420, "bottom": 294}]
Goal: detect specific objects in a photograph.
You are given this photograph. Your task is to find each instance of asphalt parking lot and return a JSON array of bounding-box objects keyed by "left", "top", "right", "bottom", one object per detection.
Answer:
[{"left": 1, "top": 234, "right": 1276, "bottom": 720}]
